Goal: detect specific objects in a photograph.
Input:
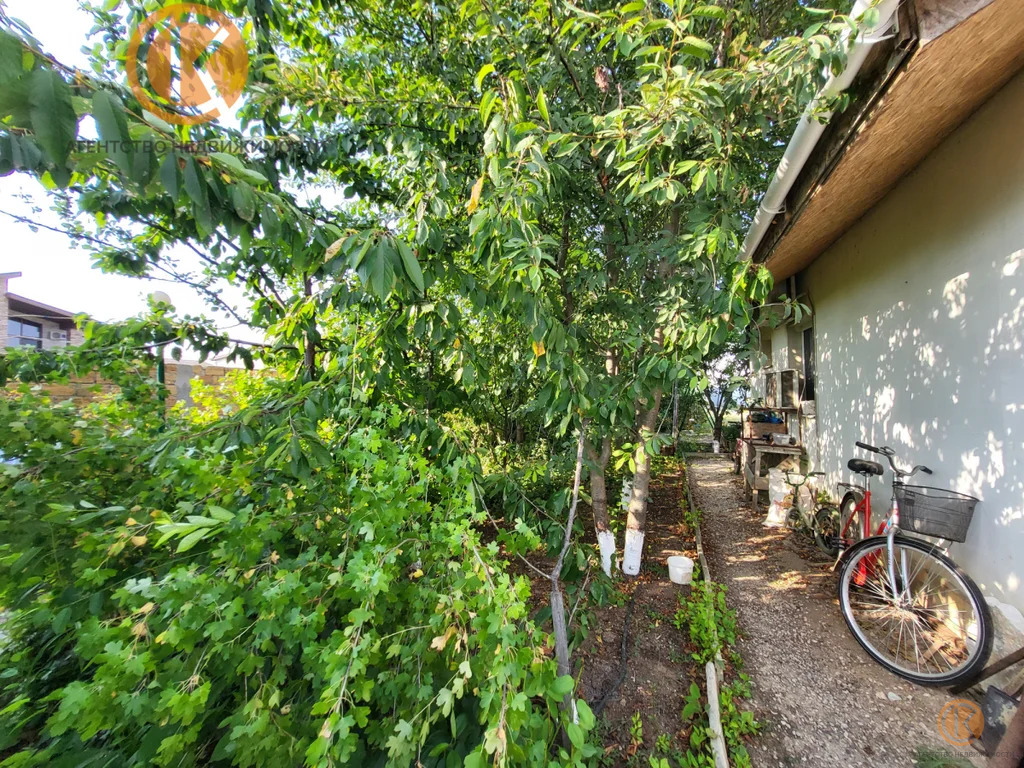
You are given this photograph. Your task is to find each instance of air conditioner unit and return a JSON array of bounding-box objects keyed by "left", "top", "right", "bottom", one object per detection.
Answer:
[
  {"left": 763, "top": 370, "right": 778, "bottom": 407},
  {"left": 764, "top": 369, "right": 800, "bottom": 409},
  {"left": 48, "top": 330, "right": 69, "bottom": 341}
]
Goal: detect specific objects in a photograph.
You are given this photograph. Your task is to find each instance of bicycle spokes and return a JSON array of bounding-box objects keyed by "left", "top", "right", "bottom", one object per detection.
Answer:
[{"left": 843, "top": 541, "right": 982, "bottom": 678}]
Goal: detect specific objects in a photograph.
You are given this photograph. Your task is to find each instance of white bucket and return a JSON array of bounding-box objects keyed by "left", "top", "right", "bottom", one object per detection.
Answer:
[{"left": 667, "top": 555, "right": 695, "bottom": 585}]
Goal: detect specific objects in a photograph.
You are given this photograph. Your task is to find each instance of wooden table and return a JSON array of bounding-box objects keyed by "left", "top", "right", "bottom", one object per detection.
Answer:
[{"left": 742, "top": 442, "right": 802, "bottom": 510}]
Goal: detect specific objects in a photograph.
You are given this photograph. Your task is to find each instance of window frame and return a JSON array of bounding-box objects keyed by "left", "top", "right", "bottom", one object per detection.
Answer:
[
  {"left": 7, "top": 317, "right": 43, "bottom": 349},
  {"left": 801, "top": 325, "right": 816, "bottom": 402}
]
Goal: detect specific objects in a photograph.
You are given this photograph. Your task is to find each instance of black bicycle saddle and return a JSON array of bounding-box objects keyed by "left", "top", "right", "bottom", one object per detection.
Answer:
[{"left": 847, "top": 458, "right": 884, "bottom": 476}]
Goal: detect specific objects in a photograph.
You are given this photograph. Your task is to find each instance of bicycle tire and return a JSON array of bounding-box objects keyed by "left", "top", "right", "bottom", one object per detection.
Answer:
[
  {"left": 812, "top": 505, "right": 841, "bottom": 557},
  {"left": 837, "top": 535, "right": 992, "bottom": 687}
]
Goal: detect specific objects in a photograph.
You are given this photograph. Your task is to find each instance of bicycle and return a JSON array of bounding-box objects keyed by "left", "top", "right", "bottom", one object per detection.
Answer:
[
  {"left": 781, "top": 470, "right": 841, "bottom": 558},
  {"left": 832, "top": 440, "right": 992, "bottom": 686}
]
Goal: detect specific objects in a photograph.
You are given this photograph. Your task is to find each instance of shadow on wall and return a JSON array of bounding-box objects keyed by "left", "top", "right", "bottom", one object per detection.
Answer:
[
  {"left": 805, "top": 68, "right": 1024, "bottom": 627},
  {"left": 814, "top": 245, "right": 1024, "bottom": 616}
]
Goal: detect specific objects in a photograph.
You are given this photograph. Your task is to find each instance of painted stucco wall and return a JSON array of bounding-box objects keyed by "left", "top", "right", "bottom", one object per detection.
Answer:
[{"left": 804, "top": 69, "right": 1024, "bottom": 619}]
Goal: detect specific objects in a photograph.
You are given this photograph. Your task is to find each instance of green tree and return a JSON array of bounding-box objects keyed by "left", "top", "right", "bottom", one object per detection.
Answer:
[{"left": 0, "top": 0, "right": 864, "bottom": 762}]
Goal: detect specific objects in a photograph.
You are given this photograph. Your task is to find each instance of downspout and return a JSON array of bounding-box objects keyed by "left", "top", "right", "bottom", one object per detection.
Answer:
[{"left": 740, "top": 0, "right": 901, "bottom": 261}]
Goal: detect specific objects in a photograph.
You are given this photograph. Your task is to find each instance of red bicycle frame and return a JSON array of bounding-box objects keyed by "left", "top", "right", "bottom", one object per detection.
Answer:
[
  {"left": 840, "top": 485, "right": 900, "bottom": 586},
  {"left": 840, "top": 486, "right": 890, "bottom": 542}
]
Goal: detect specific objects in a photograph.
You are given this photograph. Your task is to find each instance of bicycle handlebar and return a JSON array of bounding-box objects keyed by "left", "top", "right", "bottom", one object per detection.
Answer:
[{"left": 855, "top": 441, "right": 932, "bottom": 478}]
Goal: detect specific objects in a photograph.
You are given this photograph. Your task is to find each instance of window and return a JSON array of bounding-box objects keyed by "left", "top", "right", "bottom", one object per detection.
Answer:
[
  {"left": 760, "top": 332, "right": 773, "bottom": 369},
  {"left": 7, "top": 318, "right": 42, "bottom": 349},
  {"left": 802, "top": 326, "right": 816, "bottom": 402}
]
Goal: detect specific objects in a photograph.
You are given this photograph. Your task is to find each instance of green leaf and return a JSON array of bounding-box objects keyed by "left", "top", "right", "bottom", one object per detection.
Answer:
[
  {"left": 474, "top": 63, "right": 495, "bottom": 91},
  {"left": 551, "top": 675, "right": 574, "bottom": 697},
  {"left": 367, "top": 242, "right": 394, "bottom": 298},
  {"left": 262, "top": 203, "right": 280, "bottom": 240},
  {"left": 210, "top": 152, "right": 268, "bottom": 184},
  {"left": 536, "top": 87, "right": 550, "bottom": 125},
  {"left": 692, "top": 4, "right": 727, "bottom": 20},
  {"left": 479, "top": 90, "right": 498, "bottom": 124},
  {"left": 395, "top": 238, "right": 425, "bottom": 293},
  {"left": 566, "top": 722, "right": 584, "bottom": 749},
  {"left": 231, "top": 181, "right": 256, "bottom": 221},
  {"left": 159, "top": 153, "right": 180, "bottom": 200},
  {"left": 576, "top": 700, "right": 595, "bottom": 730},
  {"left": 176, "top": 527, "right": 209, "bottom": 554},
  {"left": 0, "top": 30, "right": 24, "bottom": 86},
  {"left": 621, "top": 0, "right": 645, "bottom": 14},
  {"left": 28, "top": 68, "right": 76, "bottom": 171},
  {"left": 681, "top": 35, "right": 714, "bottom": 60},
  {"left": 183, "top": 157, "right": 213, "bottom": 235},
  {"left": 91, "top": 89, "right": 133, "bottom": 175},
  {"left": 51, "top": 606, "right": 71, "bottom": 635},
  {"left": 207, "top": 505, "right": 234, "bottom": 522},
  {"left": 130, "top": 137, "right": 155, "bottom": 187}
]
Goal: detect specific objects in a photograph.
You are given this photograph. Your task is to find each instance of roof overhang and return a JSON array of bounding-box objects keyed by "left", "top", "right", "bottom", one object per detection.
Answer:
[
  {"left": 752, "top": 0, "right": 1024, "bottom": 281},
  {"left": 6, "top": 293, "right": 79, "bottom": 328}
]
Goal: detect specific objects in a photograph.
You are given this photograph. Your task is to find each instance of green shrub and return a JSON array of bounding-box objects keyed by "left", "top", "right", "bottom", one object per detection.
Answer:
[{"left": 0, "top": 379, "right": 594, "bottom": 766}]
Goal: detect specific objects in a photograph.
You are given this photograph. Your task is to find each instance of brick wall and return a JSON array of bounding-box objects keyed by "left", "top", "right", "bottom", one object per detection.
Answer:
[
  {"left": 4, "top": 362, "right": 243, "bottom": 407},
  {"left": 163, "top": 362, "right": 237, "bottom": 406}
]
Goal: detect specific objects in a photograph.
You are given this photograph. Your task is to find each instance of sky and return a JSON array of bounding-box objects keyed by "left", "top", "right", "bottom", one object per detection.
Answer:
[{"left": 0, "top": 0, "right": 251, "bottom": 333}]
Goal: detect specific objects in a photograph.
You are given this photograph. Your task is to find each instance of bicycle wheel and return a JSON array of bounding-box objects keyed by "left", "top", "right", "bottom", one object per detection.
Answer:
[
  {"left": 812, "top": 505, "right": 841, "bottom": 557},
  {"left": 838, "top": 536, "right": 992, "bottom": 686}
]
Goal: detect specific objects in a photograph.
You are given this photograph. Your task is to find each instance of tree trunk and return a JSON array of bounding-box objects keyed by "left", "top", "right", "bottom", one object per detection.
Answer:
[
  {"left": 713, "top": 413, "right": 724, "bottom": 444},
  {"left": 622, "top": 385, "right": 663, "bottom": 575},
  {"left": 671, "top": 381, "right": 680, "bottom": 445},
  {"left": 622, "top": 208, "right": 677, "bottom": 576},
  {"left": 549, "top": 427, "right": 586, "bottom": 722},
  {"left": 586, "top": 437, "right": 615, "bottom": 576}
]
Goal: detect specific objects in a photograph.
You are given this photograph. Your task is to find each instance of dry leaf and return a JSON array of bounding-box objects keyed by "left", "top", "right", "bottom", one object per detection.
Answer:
[
  {"left": 467, "top": 176, "right": 484, "bottom": 213},
  {"left": 325, "top": 237, "right": 345, "bottom": 262},
  {"left": 430, "top": 626, "right": 456, "bottom": 651}
]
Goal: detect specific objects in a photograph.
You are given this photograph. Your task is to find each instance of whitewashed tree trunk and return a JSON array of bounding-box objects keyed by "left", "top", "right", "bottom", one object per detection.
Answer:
[{"left": 586, "top": 437, "right": 615, "bottom": 576}]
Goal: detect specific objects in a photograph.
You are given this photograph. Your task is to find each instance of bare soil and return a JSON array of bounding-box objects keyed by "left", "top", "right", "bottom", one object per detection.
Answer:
[
  {"left": 575, "top": 462, "right": 702, "bottom": 766},
  {"left": 689, "top": 457, "right": 980, "bottom": 768}
]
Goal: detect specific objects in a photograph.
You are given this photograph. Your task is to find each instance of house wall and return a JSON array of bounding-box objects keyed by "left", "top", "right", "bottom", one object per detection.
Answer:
[
  {"left": 0, "top": 287, "right": 8, "bottom": 349},
  {"left": 803, "top": 69, "right": 1024, "bottom": 623},
  {"left": 1, "top": 275, "right": 82, "bottom": 350}
]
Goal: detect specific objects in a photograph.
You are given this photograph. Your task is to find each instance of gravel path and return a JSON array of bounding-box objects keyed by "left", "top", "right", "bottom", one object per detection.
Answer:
[{"left": 689, "top": 458, "right": 977, "bottom": 768}]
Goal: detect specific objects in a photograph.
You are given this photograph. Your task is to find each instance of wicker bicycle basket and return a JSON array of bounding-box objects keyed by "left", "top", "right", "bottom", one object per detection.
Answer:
[{"left": 894, "top": 484, "right": 979, "bottom": 542}]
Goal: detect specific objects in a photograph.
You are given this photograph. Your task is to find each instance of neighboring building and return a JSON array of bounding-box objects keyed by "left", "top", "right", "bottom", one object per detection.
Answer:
[
  {"left": 1, "top": 272, "right": 241, "bottom": 406},
  {"left": 1, "top": 272, "right": 84, "bottom": 350},
  {"left": 745, "top": 0, "right": 1024, "bottom": 642}
]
